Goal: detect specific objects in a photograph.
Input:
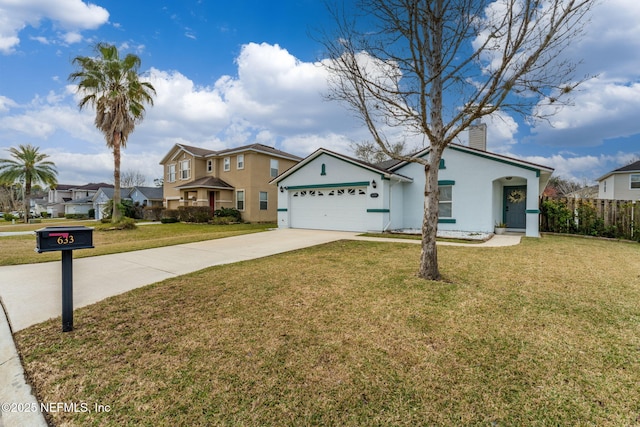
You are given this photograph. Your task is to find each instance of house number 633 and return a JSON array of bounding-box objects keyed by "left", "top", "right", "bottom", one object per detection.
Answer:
[{"left": 53, "top": 234, "right": 75, "bottom": 244}]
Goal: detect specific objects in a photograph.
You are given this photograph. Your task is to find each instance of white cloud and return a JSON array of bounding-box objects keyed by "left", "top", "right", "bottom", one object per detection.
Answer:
[
  {"left": 568, "top": 0, "right": 640, "bottom": 79},
  {"left": 531, "top": 78, "right": 640, "bottom": 147},
  {"left": 520, "top": 0, "right": 640, "bottom": 149},
  {"left": 0, "top": 0, "right": 109, "bottom": 54}
]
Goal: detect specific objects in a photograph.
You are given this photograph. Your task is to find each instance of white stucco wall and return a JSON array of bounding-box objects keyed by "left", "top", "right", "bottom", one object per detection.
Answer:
[
  {"left": 599, "top": 173, "right": 640, "bottom": 200},
  {"left": 276, "top": 152, "right": 387, "bottom": 232},
  {"left": 277, "top": 147, "right": 549, "bottom": 237},
  {"left": 394, "top": 146, "right": 543, "bottom": 236}
]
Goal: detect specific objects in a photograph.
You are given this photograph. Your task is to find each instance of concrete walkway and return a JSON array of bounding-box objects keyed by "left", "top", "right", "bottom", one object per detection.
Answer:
[{"left": 0, "top": 228, "right": 520, "bottom": 426}]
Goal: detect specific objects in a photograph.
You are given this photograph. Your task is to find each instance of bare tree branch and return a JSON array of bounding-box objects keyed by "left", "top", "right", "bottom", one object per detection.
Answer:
[{"left": 321, "top": 0, "right": 597, "bottom": 280}]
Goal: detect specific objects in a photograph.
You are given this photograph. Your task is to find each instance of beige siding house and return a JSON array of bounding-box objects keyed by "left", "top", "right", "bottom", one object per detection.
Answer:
[
  {"left": 159, "top": 143, "right": 301, "bottom": 222},
  {"left": 597, "top": 160, "right": 640, "bottom": 201}
]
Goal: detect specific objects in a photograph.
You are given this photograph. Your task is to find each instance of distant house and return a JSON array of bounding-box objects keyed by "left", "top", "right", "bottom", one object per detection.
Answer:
[
  {"left": 129, "top": 186, "right": 163, "bottom": 208},
  {"left": 160, "top": 143, "right": 301, "bottom": 222},
  {"left": 564, "top": 185, "right": 599, "bottom": 199},
  {"left": 597, "top": 160, "right": 640, "bottom": 200},
  {"left": 92, "top": 186, "right": 163, "bottom": 220},
  {"left": 47, "top": 183, "right": 113, "bottom": 217},
  {"left": 93, "top": 187, "right": 120, "bottom": 220}
]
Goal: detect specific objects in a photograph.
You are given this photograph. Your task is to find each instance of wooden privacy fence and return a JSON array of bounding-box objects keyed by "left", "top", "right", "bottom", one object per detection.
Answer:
[{"left": 539, "top": 197, "right": 640, "bottom": 241}]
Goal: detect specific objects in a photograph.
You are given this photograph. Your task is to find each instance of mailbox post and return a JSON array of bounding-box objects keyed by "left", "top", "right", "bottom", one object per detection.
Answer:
[{"left": 35, "top": 226, "right": 94, "bottom": 332}]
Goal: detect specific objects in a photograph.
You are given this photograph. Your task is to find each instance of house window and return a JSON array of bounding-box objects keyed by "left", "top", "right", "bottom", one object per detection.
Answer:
[
  {"left": 259, "top": 191, "right": 268, "bottom": 210},
  {"left": 438, "top": 185, "right": 453, "bottom": 218},
  {"left": 631, "top": 174, "right": 640, "bottom": 189},
  {"left": 270, "top": 159, "right": 279, "bottom": 177},
  {"left": 180, "top": 159, "right": 190, "bottom": 180},
  {"left": 224, "top": 157, "right": 230, "bottom": 171},
  {"left": 167, "top": 164, "right": 176, "bottom": 183},
  {"left": 207, "top": 159, "right": 213, "bottom": 173},
  {"left": 237, "top": 154, "right": 244, "bottom": 170},
  {"left": 236, "top": 190, "right": 245, "bottom": 210}
]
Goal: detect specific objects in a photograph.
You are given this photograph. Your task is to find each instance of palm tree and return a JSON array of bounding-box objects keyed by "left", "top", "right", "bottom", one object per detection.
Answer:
[
  {"left": 69, "top": 43, "right": 156, "bottom": 222},
  {"left": 0, "top": 144, "right": 58, "bottom": 223}
]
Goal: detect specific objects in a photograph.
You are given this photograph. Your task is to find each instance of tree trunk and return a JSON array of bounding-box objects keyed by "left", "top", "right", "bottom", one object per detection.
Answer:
[
  {"left": 23, "top": 180, "right": 31, "bottom": 224},
  {"left": 418, "top": 156, "right": 442, "bottom": 281},
  {"left": 112, "top": 132, "right": 122, "bottom": 223}
]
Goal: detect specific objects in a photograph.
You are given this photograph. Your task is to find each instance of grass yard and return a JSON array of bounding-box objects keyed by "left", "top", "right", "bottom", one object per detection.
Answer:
[
  {"left": 14, "top": 235, "right": 640, "bottom": 426},
  {"left": 0, "top": 222, "right": 274, "bottom": 265}
]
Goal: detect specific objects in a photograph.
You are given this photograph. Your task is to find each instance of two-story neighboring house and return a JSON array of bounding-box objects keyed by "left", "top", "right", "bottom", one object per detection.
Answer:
[
  {"left": 47, "top": 183, "right": 113, "bottom": 217},
  {"left": 597, "top": 160, "right": 640, "bottom": 200},
  {"left": 159, "top": 143, "right": 301, "bottom": 222}
]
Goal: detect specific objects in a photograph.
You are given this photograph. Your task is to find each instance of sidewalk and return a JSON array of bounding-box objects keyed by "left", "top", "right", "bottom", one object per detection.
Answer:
[{"left": 0, "top": 228, "right": 520, "bottom": 426}]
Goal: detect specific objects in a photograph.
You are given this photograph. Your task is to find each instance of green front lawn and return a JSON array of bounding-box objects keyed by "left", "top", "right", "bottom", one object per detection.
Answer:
[
  {"left": 0, "top": 222, "right": 274, "bottom": 265},
  {"left": 15, "top": 235, "right": 640, "bottom": 426}
]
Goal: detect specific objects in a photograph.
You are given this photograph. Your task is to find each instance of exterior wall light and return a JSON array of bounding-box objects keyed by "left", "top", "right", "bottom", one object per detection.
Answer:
[{"left": 371, "top": 180, "right": 377, "bottom": 188}]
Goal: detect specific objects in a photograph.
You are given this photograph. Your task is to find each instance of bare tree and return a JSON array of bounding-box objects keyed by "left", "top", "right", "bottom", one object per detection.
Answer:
[
  {"left": 351, "top": 140, "right": 407, "bottom": 164},
  {"left": 545, "top": 176, "right": 584, "bottom": 197},
  {"left": 121, "top": 169, "right": 147, "bottom": 188},
  {"left": 322, "top": 0, "right": 596, "bottom": 280}
]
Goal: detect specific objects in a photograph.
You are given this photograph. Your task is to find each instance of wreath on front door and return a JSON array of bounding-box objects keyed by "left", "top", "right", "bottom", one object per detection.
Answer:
[{"left": 507, "top": 189, "right": 526, "bottom": 204}]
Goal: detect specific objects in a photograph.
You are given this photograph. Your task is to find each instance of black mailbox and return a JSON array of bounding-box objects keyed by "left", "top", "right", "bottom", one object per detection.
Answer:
[
  {"left": 35, "top": 226, "right": 95, "bottom": 332},
  {"left": 35, "top": 226, "right": 94, "bottom": 253}
]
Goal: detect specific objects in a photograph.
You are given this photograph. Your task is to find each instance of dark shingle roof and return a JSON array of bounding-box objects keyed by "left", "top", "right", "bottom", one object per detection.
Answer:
[
  {"left": 613, "top": 160, "right": 640, "bottom": 173},
  {"left": 133, "top": 186, "right": 164, "bottom": 200},
  {"left": 178, "top": 144, "right": 217, "bottom": 157},
  {"left": 174, "top": 176, "right": 234, "bottom": 190},
  {"left": 215, "top": 143, "right": 303, "bottom": 161}
]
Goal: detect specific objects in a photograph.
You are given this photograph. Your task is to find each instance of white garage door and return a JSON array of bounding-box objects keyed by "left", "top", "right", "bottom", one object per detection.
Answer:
[{"left": 289, "top": 186, "right": 368, "bottom": 232}]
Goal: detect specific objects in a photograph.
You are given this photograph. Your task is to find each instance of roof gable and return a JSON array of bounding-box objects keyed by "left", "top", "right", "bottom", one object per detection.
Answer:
[
  {"left": 272, "top": 148, "right": 412, "bottom": 184},
  {"left": 613, "top": 160, "right": 640, "bottom": 173},
  {"left": 390, "top": 143, "right": 553, "bottom": 175},
  {"left": 159, "top": 143, "right": 216, "bottom": 164},
  {"left": 596, "top": 160, "right": 640, "bottom": 181},
  {"left": 132, "top": 186, "right": 163, "bottom": 200}
]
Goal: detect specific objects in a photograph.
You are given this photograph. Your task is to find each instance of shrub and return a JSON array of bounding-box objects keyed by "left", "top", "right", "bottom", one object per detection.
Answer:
[
  {"left": 65, "top": 213, "right": 89, "bottom": 219},
  {"left": 177, "top": 206, "right": 212, "bottom": 223},
  {"left": 114, "top": 217, "right": 137, "bottom": 230},
  {"left": 213, "top": 207, "right": 242, "bottom": 222},
  {"left": 144, "top": 206, "right": 164, "bottom": 221},
  {"left": 161, "top": 209, "right": 179, "bottom": 223},
  {"left": 210, "top": 216, "right": 234, "bottom": 225},
  {"left": 4, "top": 213, "right": 17, "bottom": 221},
  {"left": 541, "top": 199, "right": 574, "bottom": 233},
  {"left": 99, "top": 217, "right": 138, "bottom": 230},
  {"left": 575, "top": 203, "right": 602, "bottom": 236}
]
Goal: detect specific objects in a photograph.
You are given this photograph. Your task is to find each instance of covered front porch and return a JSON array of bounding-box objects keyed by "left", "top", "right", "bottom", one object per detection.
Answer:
[
  {"left": 170, "top": 177, "right": 235, "bottom": 211},
  {"left": 492, "top": 175, "right": 542, "bottom": 237}
]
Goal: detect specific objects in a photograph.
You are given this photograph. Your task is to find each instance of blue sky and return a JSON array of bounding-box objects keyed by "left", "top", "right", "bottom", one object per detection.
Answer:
[{"left": 0, "top": 0, "right": 639, "bottom": 186}]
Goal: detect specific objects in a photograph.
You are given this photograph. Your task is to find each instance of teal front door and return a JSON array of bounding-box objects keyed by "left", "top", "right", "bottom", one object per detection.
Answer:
[{"left": 503, "top": 186, "right": 527, "bottom": 229}]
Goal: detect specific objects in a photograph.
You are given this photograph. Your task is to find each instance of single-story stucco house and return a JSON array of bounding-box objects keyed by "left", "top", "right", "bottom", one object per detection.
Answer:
[{"left": 272, "top": 130, "right": 553, "bottom": 237}]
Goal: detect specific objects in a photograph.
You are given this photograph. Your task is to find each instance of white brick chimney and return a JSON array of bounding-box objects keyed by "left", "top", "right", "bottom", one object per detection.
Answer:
[{"left": 469, "top": 121, "right": 487, "bottom": 151}]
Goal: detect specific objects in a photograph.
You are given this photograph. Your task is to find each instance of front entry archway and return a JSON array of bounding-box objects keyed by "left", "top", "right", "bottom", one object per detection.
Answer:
[{"left": 503, "top": 185, "right": 527, "bottom": 229}]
